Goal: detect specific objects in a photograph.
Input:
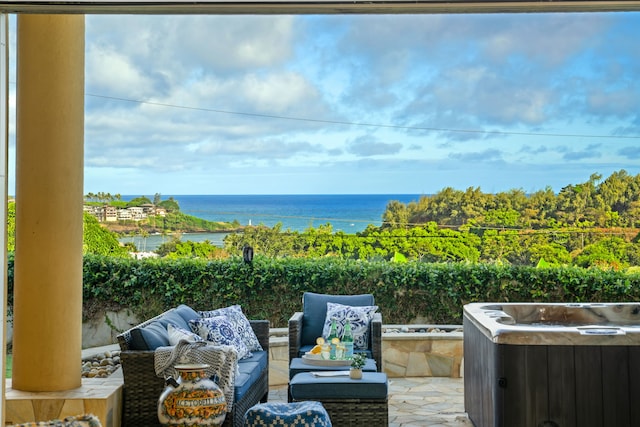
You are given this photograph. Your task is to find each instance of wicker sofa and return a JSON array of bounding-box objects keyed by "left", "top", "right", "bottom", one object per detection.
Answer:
[{"left": 116, "top": 304, "right": 269, "bottom": 427}]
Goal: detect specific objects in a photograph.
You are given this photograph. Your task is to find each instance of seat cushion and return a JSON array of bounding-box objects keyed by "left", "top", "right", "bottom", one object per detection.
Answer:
[
  {"left": 129, "top": 306, "right": 197, "bottom": 350},
  {"left": 301, "top": 292, "right": 375, "bottom": 347},
  {"left": 235, "top": 350, "right": 268, "bottom": 401},
  {"left": 289, "top": 372, "right": 388, "bottom": 400},
  {"left": 175, "top": 304, "right": 200, "bottom": 324}
]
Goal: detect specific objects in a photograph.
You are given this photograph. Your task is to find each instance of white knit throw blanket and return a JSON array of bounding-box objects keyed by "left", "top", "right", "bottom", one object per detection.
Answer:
[{"left": 154, "top": 340, "right": 238, "bottom": 411}]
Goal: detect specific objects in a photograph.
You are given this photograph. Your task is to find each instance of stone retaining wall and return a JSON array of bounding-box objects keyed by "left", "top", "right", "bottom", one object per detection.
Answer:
[
  {"left": 382, "top": 328, "right": 464, "bottom": 379},
  {"left": 267, "top": 326, "right": 463, "bottom": 386}
]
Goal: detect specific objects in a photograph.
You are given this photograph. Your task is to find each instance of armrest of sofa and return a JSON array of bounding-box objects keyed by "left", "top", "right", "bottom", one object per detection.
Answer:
[
  {"left": 370, "top": 312, "right": 382, "bottom": 371},
  {"left": 250, "top": 320, "right": 270, "bottom": 353},
  {"left": 288, "top": 311, "right": 303, "bottom": 363}
]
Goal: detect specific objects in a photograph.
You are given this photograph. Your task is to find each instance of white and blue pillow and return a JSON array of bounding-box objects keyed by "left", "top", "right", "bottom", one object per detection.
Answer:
[
  {"left": 198, "top": 305, "right": 263, "bottom": 352},
  {"left": 189, "top": 315, "right": 252, "bottom": 360},
  {"left": 321, "top": 302, "right": 378, "bottom": 350}
]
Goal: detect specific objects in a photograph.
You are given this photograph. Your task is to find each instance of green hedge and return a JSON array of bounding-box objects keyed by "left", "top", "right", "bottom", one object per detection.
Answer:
[{"left": 9, "top": 254, "right": 640, "bottom": 327}]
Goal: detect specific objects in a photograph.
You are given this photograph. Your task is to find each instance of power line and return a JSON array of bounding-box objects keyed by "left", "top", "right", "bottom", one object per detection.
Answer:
[{"left": 86, "top": 93, "right": 640, "bottom": 140}]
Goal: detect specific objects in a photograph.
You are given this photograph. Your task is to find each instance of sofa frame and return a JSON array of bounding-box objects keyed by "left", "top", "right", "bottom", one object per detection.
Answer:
[{"left": 117, "top": 308, "right": 269, "bottom": 427}]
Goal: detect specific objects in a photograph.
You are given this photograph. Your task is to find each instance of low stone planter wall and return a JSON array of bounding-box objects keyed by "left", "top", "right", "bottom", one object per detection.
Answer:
[
  {"left": 382, "top": 325, "right": 463, "bottom": 379},
  {"left": 267, "top": 325, "right": 464, "bottom": 386}
]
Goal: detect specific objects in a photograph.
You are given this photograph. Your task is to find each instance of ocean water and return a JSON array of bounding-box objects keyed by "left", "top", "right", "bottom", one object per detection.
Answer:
[{"left": 120, "top": 194, "right": 421, "bottom": 250}]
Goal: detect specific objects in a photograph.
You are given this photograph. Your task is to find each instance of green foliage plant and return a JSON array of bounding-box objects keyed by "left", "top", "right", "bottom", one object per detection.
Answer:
[
  {"left": 351, "top": 353, "right": 367, "bottom": 369},
  {"left": 9, "top": 255, "right": 638, "bottom": 328}
]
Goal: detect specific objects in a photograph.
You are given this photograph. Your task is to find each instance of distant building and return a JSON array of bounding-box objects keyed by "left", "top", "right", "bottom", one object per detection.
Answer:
[
  {"left": 128, "top": 206, "right": 146, "bottom": 221},
  {"left": 104, "top": 205, "right": 118, "bottom": 222},
  {"left": 82, "top": 203, "right": 157, "bottom": 222},
  {"left": 117, "top": 208, "right": 132, "bottom": 221}
]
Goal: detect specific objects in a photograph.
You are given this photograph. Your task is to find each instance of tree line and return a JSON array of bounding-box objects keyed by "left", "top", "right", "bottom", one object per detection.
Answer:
[
  {"left": 219, "top": 170, "right": 640, "bottom": 270},
  {"left": 382, "top": 170, "right": 640, "bottom": 229}
]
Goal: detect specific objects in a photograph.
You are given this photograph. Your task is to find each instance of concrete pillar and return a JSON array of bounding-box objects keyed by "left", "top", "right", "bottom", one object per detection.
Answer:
[{"left": 12, "top": 14, "right": 85, "bottom": 392}]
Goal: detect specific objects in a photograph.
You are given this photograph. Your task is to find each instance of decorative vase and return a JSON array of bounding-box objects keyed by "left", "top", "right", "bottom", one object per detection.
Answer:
[
  {"left": 349, "top": 368, "right": 363, "bottom": 380},
  {"left": 158, "top": 363, "right": 227, "bottom": 427}
]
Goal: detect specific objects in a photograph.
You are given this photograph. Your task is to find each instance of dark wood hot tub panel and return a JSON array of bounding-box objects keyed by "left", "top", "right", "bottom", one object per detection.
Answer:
[{"left": 464, "top": 313, "right": 640, "bottom": 427}]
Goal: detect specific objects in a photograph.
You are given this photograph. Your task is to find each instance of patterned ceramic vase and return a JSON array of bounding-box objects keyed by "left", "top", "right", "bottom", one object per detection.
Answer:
[{"left": 158, "top": 363, "right": 227, "bottom": 427}]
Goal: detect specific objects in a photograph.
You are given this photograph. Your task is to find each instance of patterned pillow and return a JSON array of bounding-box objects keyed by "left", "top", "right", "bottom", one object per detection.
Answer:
[
  {"left": 189, "top": 316, "right": 252, "bottom": 360},
  {"left": 322, "top": 302, "right": 378, "bottom": 350},
  {"left": 198, "top": 305, "right": 263, "bottom": 352},
  {"left": 167, "top": 323, "right": 204, "bottom": 346}
]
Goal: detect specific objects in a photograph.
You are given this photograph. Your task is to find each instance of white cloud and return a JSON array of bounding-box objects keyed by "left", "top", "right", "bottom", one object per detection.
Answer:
[
  {"left": 86, "top": 47, "right": 154, "bottom": 97},
  {"left": 7, "top": 13, "right": 640, "bottom": 195}
]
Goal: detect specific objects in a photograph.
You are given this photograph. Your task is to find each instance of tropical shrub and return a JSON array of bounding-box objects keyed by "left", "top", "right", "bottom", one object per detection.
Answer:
[{"left": 9, "top": 255, "right": 637, "bottom": 327}]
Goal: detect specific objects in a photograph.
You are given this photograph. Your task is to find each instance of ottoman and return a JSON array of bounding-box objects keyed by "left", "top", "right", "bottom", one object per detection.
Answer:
[
  {"left": 288, "top": 358, "right": 378, "bottom": 402},
  {"left": 289, "top": 372, "right": 388, "bottom": 427},
  {"left": 243, "top": 401, "right": 332, "bottom": 427}
]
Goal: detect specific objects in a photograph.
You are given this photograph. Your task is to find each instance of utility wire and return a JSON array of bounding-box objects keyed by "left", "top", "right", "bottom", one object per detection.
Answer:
[{"left": 86, "top": 93, "right": 640, "bottom": 140}]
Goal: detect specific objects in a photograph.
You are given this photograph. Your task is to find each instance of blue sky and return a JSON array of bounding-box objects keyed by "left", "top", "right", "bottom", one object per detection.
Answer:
[{"left": 7, "top": 12, "right": 640, "bottom": 195}]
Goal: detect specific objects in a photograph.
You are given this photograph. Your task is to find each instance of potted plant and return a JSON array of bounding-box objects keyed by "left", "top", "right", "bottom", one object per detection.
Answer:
[{"left": 350, "top": 353, "right": 366, "bottom": 379}]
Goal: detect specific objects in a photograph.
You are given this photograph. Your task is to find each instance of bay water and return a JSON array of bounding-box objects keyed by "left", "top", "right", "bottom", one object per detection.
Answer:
[{"left": 119, "top": 194, "right": 421, "bottom": 251}]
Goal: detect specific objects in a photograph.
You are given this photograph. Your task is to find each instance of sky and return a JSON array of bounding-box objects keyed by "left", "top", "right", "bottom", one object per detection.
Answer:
[{"left": 6, "top": 12, "right": 640, "bottom": 195}]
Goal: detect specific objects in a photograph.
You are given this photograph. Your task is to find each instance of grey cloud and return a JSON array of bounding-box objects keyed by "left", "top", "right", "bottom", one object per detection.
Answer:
[
  {"left": 617, "top": 146, "right": 640, "bottom": 159},
  {"left": 519, "top": 145, "right": 550, "bottom": 155},
  {"left": 586, "top": 87, "right": 640, "bottom": 118},
  {"left": 561, "top": 143, "right": 603, "bottom": 161},
  {"left": 448, "top": 148, "right": 503, "bottom": 162},
  {"left": 347, "top": 136, "right": 403, "bottom": 156},
  {"left": 192, "top": 139, "right": 323, "bottom": 159}
]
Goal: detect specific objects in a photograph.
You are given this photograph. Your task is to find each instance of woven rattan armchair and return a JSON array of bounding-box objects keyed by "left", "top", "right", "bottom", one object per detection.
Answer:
[{"left": 288, "top": 292, "right": 382, "bottom": 370}]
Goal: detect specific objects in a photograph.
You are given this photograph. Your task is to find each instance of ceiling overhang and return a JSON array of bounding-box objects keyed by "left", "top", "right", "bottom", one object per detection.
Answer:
[{"left": 1, "top": 0, "right": 640, "bottom": 14}]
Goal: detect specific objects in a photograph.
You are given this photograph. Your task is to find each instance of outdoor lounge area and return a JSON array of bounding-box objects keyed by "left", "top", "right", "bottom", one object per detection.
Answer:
[
  {"left": 5, "top": 3, "right": 640, "bottom": 427},
  {"left": 4, "top": 343, "right": 470, "bottom": 427}
]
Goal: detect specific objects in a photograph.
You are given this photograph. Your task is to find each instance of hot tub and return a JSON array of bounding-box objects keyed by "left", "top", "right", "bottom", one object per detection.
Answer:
[{"left": 463, "top": 302, "right": 640, "bottom": 427}]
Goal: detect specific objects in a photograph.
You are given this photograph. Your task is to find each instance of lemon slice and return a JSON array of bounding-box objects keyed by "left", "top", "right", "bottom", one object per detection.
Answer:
[
  {"left": 316, "top": 337, "right": 325, "bottom": 345},
  {"left": 310, "top": 345, "right": 322, "bottom": 354},
  {"left": 331, "top": 337, "right": 340, "bottom": 344}
]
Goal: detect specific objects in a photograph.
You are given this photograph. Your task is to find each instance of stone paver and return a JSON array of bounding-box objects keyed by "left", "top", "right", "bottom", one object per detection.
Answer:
[{"left": 270, "top": 377, "right": 472, "bottom": 426}]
